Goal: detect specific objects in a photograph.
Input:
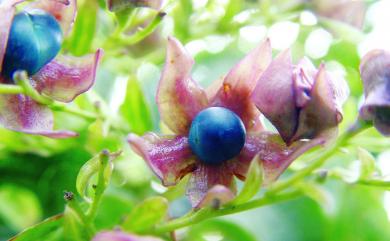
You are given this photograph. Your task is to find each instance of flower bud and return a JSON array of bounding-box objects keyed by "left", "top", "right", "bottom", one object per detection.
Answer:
[{"left": 359, "top": 50, "right": 390, "bottom": 135}]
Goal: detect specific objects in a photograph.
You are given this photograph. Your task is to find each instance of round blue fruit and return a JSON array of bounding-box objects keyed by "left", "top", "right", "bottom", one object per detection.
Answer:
[
  {"left": 2, "top": 9, "right": 63, "bottom": 78},
  {"left": 189, "top": 107, "right": 246, "bottom": 165}
]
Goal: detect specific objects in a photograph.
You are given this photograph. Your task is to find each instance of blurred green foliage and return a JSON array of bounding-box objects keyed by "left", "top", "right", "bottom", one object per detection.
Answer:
[{"left": 2, "top": 0, "right": 390, "bottom": 241}]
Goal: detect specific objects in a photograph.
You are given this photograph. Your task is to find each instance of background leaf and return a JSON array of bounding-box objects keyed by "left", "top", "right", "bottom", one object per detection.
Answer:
[
  {"left": 9, "top": 215, "right": 63, "bottom": 241},
  {"left": 231, "top": 158, "right": 263, "bottom": 204},
  {"left": 122, "top": 196, "right": 168, "bottom": 233},
  {"left": 64, "top": 0, "right": 98, "bottom": 55},
  {"left": 120, "top": 77, "right": 153, "bottom": 134},
  {"left": 63, "top": 207, "right": 85, "bottom": 241},
  {"left": 357, "top": 147, "right": 377, "bottom": 179},
  {"left": 186, "top": 219, "right": 257, "bottom": 241},
  {"left": 0, "top": 185, "right": 42, "bottom": 231}
]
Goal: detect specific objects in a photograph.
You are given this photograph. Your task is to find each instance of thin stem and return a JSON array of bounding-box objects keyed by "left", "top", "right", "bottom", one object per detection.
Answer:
[
  {"left": 357, "top": 179, "right": 390, "bottom": 188},
  {"left": 86, "top": 150, "right": 110, "bottom": 221},
  {"left": 14, "top": 71, "right": 52, "bottom": 105},
  {"left": 154, "top": 190, "right": 301, "bottom": 234},
  {"left": 65, "top": 192, "right": 96, "bottom": 238},
  {"left": 0, "top": 84, "right": 24, "bottom": 94},
  {"left": 118, "top": 12, "right": 166, "bottom": 45},
  {"left": 118, "top": 8, "right": 139, "bottom": 33},
  {"left": 50, "top": 102, "right": 98, "bottom": 121}
]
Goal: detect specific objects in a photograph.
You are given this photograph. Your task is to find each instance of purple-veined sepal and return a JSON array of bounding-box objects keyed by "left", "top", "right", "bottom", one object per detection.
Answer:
[
  {"left": 127, "top": 133, "right": 197, "bottom": 186},
  {"left": 0, "top": 94, "right": 77, "bottom": 138},
  {"left": 186, "top": 164, "right": 236, "bottom": 208},
  {"left": 209, "top": 39, "right": 272, "bottom": 132},
  {"left": 234, "top": 132, "right": 323, "bottom": 185},
  {"left": 33, "top": 49, "right": 103, "bottom": 103},
  {"left": 157, "top": 37, "right": 208, "bottom": 135}
]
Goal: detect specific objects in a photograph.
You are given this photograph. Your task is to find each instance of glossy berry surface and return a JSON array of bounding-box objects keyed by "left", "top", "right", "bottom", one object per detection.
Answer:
[
  {"left": 189, "top": 107, "right": 246, "bottom": 165},
  {"left": 2, "top": 9, "right": 63, "bottom": 78}
]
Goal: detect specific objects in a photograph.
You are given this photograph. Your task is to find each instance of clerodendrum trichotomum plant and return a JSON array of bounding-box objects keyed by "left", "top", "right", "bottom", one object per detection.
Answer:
[{"left": 1, "top": 0, "right": 390, "bottom": 241}]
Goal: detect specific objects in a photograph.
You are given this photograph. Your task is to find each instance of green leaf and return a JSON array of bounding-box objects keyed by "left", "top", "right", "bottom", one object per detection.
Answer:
[
  {"left": 122, "top": 196, "right": 168, "bottom": 233},
  {"left": 162, "top": 175, "right": 190, "bottom": 201},
  {"left": 9, "top": 215, "right": 63, "bottom": 241},
  {"left": 298, "top": 183, "right": 333, "bottom": 214},
  {"left": 0, "top": 185, "right": 42, "bottom": 231},
  {"left": 186, "top": 219, "right": 257, "bottom": 241},
  {"left": 325, "top": 40, "right": 360, "bottom": 69},
  {"left": 63, "top": 206, "right": 85, "bottom": 241},
  {"left": 319, "top": 17, "right": 365, "bottom": 44},
  {"left": 64, "top": 0, "right": 98, "bottom": 55},
  {"left": 345, "top": 67, "right": 363, "bottom": 97},
  {"left": 358, "top": 147, "right": 376, "bottom": 179},
  {"left": 172, "top": 0, "right": 192, "bottom": 39},
  {"left": 267, "top": 196, "right": 327, "bottom": 241},
  {"left": 94, "top": 189, "right": 134, "bottom": 229},
  {"left": 350, "top": 128, "right": 390, "bottom": 153},
  {"left": 231, "top": 157, "right": 263, "bottom": 204},
  {"left": 98, "top": 0, "right": 106, "bottom": 9},
  {"left": 328, "top": 185, "right": 390, "bottom": 241},
  {"left": 218, "top": 0, "right": 243, "bottom": 32},
  {"left": 76, "top": 151, "right": 120, "bottom": 202},
  {"left": 86, "top": 119, "right": 122, "bottom": 153},
  {"left": 120, "top": 77, "right": 153, "bottom": 134},
  {"left": 115, "top": 8, "right": 135, "bottom": 30}
]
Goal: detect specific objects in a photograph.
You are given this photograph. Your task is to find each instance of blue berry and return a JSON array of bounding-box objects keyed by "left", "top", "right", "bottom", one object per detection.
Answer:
[
  {"left": 2, "top": 9, "right": 63, "bottom": 78},
  {"left": 189, "top": 107, "right": 246, "bottom": 165}
]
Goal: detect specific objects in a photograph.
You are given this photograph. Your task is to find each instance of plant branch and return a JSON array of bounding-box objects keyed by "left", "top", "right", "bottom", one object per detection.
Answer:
[
  {"left": 49, "top": 102, "right": 98, "bottom": 121},
  {"left": 118, "top": 11, "right": 166, "bottom": 45},
  {"left": 0, "top": 83, "right": 24, "bottom": 94},
  {"left": 86, "top": 150, "right": 110, "bottom": 222},
  {"left": 357, "top": 179, "right": 390, "bottom": 188},
  {"left": 14, "top": 71, "right": 52, "bottom": 105},
  {"left": 154, "top": 190, "right": 301, "bottom": 234},
  {"left": 64, "top": 191, "right": 96, "bottom": 238}
]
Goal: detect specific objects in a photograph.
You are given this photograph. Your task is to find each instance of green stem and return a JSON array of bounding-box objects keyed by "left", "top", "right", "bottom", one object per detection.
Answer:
[
  {"left": 86, "top": 150, "right": 110, "bottom": 221},
  {"left": 118, "top": 8, "right": 139, "bottom": 33},
  {"left": 154, "top": 190, "right": 301, "bottom": 234},
  {"left": 357, "top": 179, "right": 390, "bottom": 188},
  {"left": 50, "top": 102, "right": 98, "bottom": 121},
  {"left": 118, "top": 12, "right": 166, "bottom": 45},
  {"left": 267, "top": 120, "right": 370, "bottom": 194},
  {"left": 14, "top": 71, "right": 52, "bottom": 105},
  {"left": 66, "top": 194, "right": 96, "bottom": 238},
  {"left": 0, "top": 84, "right": 24, "bottom": 94}
]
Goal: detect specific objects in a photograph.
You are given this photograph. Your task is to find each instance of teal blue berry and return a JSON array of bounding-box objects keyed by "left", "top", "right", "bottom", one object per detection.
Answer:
[
  {"left": 2, "top": 9, "right": 63, "bottom": 78},
  {"left": 189, "top": 107, "right": 246, "bottom": 165}
]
